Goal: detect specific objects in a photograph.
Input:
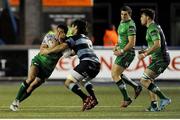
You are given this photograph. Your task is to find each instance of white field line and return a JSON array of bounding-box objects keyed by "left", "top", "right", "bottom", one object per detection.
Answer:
[{"left": 0, "top": 105, "right": 143, "bottom": 109}]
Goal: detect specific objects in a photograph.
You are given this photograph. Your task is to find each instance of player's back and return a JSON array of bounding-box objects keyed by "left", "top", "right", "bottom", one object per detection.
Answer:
[{"left": 66, "top": 34, "right": 99, "bottom": 63}]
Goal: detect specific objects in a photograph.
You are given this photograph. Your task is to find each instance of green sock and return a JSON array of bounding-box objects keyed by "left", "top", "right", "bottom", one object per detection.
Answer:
[
  {"left": 116, "top": 80, "right": 129, "bottom": 100},
  {"left": 121, "top": 74, "right": 138, "bottom": 89},
  {"left": 19, "top": 91, "right": 31, "bottom": 102},
  {"left": 148, "top": 83, "right": 167, "bottom": 99},
  {"left": 16, "top": 81, "right": 29, "bottom": 100}
]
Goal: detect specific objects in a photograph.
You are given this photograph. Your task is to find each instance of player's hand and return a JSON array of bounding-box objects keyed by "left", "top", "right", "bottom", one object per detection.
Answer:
[
  {"left": 40, "top": 48, "right": 49, "bottom": 55},
  {"left": 138, "top": 53, "right": 146, "bottom": 60},
  {"left": 113, "top": 45, "right": 119, "bottom": 52},
  {"left": 114, "top": 50, "right": 123, "bottom": 56}
]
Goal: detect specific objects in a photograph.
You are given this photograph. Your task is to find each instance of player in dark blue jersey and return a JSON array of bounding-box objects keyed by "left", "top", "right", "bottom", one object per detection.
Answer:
[{"left": 41, "top": 19, "right": 100, "bottom": 111}]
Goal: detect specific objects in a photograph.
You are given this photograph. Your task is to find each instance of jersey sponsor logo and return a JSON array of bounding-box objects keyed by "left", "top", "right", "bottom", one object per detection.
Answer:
[
  {"left": 158, "top": 67, "right": 164, "bottom": 73},
  {"left": 150, "top": 30, "right": 158, "bottom": 36}
]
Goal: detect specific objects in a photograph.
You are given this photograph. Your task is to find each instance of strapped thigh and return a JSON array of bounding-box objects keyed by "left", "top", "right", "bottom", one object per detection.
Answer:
[{"left": 141, "top": 72, "right": 154, "bottom": 81}]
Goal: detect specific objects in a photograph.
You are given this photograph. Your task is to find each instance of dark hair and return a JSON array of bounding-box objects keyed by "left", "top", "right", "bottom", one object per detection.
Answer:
[
  {"left": 57, "top": 23, "right": 68, "bottom": 34},
  {"left": 120, "top": 6, "right": 132, "bottom": 16},
  {"left": 140, "top": 8, "right": 155, "bottom": 20},
  {"left": 71, "top": 19, "right": 88, "bottom": 35}
]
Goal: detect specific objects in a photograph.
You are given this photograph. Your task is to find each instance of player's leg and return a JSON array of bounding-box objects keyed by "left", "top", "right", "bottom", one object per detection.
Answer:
[
  {"left": 145, "top": 91, "right": 158, "bottom": 112},
  {"left": 19, "top": 77, "right": 44, "bottom": 102},
  {"left": 65, "top": 75, "right": 87, "bottom": 100},
  {"left": 147, "top": 60, "right": 171, "bottom": 111},
  {"left": 80, "top": 61, "right": 100, "bottom": 110},
  {"left": 145, "top": 81, "right": 158, "bottom": 111},
  {"left": 111, "top": 63, "right": 132, "bottom": 108},
  {"left": 140, "top": 68, "right": 171, "bottom": 111},
  {"left": 118, "top": 51, "right": 142, "bottom": 99},
  {"left": 81, "top": 81, "right": 98, "bottom": 105},
  {"left": 65, "top": 74, "right": 91, "bottom": 111},
  {"left": 121, "top": 74, "right": 142, "bottom": 99},
  {"left": 10, "top": 65, "right": 39, "bottom": 111}
]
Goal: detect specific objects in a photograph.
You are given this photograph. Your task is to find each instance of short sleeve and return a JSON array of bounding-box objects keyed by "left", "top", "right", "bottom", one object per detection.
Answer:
[
  {"left": 42, "top": 33, "right": 55, "bottom": 45},
  {"left": 149, "top": 29, "right": 160, "bottom": 41},
  {"left": 128, "top": 25, "right": 136, "bottom": 36}
]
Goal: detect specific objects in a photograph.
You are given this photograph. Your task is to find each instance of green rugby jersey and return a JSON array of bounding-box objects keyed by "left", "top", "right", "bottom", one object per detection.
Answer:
[
  {"left": 33, "top": 52, "right": 62, "bottom": 71},
  {"left": 146, "top": 22, "right": 169, "bottom": 60},
  {"left": 117, "top": 19, "right": 136, "bottom": 49},
  {"left": 32, "top": 33, "right": 62, "bottom": 71}
]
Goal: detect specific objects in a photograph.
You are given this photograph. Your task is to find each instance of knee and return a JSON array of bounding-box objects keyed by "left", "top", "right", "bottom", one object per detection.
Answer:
[
  {"left": 65, "top": 74, "right": 78, "bottom": 87},
  {"left": 26, "top": 76, "right": 36, "bottom": 84},
  {"left": 140, "top": 79, "right": 151, "bottom": 88},
  {"left": 64, "top": 79, "right": 71, "bottom": 88}
]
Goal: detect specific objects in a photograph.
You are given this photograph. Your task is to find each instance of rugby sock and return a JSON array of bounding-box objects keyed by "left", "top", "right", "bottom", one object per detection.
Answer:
[
  {"left": 16, "top": 81, "right": 29, "bottom": 100},
  {"left": 84, "top": 82, "right": 96, "bottom": 100},
  {"left": 121, "top": 74, "right": 139, "bottom": 89},
  {"left": 151, "top": 101, "right": 158, "bottom": 108},
  {"left": 116, "top": 80, "right": 129, "bottom": 100},
  {"left": 19, "top": 91, "right": 32, "bottom": 102},
  {"left": 147, "top": 83, "right": 167, "bottom": 99},
  {"left": 20, "top": 80, "right": 42, "bottom": 102},
  {"left": 69, "top": 83, "right": 87, "bottom": 100}
]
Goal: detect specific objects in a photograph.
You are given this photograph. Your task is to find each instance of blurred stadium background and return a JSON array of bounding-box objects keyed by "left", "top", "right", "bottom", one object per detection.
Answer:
[{"left": 0, "top": 0, "right": 180, "bottom": 118}]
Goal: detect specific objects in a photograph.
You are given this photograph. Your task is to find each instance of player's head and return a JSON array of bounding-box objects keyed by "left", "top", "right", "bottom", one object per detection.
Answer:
[
  {"left": 120, "top": 6, "right": 132, "bottom": 21},
  {"left": 140, "top": 8, "right": 155, "bottom": 26},
  {"left": 71, "top": 19, "right": 88, "bottom": 35},
  {"left": 56, "top": 23, "right": 68, "bottom": 40}
]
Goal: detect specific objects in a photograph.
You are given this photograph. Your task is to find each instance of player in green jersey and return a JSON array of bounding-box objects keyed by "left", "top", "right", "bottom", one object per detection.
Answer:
[
  {"left": 111, "top": 6, "right": 142, "bottom": 108},
  {"left": 9, "top": 24, "right": 68, "bottom": 111},
  {"left": 139, "top": 8, "right": 171, "bottom": 112}
]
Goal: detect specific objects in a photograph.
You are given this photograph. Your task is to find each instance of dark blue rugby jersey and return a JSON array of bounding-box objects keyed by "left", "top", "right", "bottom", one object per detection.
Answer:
[{"left": 66, "top": 34, "right": 99, "bottom": 63}]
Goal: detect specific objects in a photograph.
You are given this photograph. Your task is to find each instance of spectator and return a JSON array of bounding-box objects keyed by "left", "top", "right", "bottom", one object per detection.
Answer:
[{"left": 103, "top": 24, "right": 118, "bottom": 46}]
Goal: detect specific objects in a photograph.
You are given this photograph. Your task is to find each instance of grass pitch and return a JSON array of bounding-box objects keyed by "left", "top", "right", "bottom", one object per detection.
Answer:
[{"left": 0, "top": 82, "right": 180, "bottom": 119}]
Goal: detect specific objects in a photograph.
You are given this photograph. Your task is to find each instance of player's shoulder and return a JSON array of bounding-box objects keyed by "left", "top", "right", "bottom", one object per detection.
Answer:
[
  {"left": 129, "top": 19, "right": 136, "bottom": 26},
  {"left": 44, "top": 32, "right": 55, "bottom": 40},
  {"left": 67, "top": 35, "right": 82, "bottom": 41},
  {"left": 148, "top": 23, "right": 159, "bottom": 32}
]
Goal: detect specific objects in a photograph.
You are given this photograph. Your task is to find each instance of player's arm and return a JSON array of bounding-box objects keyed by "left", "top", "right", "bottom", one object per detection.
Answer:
[
  {"left": 114, "top": 35, "right": 135, "bottom": 56},
  {"left": 41, "top": 43, "right": 69, "bottom": 55},
  {"left": 145, "top": 40, "right": 161, "bottom": 55},
  {"left": 124, "top": 35, "right": 136, "bottom": 52},
  {"left": 138, "top": 28, "right": 161, "bottom": 60},
  {"left": 39, "top": 44, "right": 48, "bottom": 53},
  {"left": 114, "top": 35, "right": 136, "bottom": 56},
  {"left": 114, "top": 25, "right": 136, "bottom": 56},
  {"left": 138, "top": 40, "right": 160, "bottom": 60},
  {"left": 123, "top": 25, "right": 136, "bottom": 52}
]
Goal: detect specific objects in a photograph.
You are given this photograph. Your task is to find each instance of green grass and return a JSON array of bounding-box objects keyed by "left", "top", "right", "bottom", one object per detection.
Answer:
[{"left": 0, "top": 83, "right": 180, "bottom": 118}]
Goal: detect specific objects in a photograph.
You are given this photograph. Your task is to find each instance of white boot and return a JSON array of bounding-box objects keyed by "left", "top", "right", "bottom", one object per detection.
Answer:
[{"left": 10, "top": 99, "right": 20, "bottom": 111}]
